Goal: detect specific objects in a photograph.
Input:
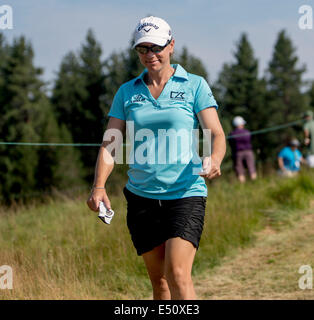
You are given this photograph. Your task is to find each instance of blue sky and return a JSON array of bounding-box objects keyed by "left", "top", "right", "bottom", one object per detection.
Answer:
[{"left": 2, "top": 0, "right": 314, "bottom": 88}]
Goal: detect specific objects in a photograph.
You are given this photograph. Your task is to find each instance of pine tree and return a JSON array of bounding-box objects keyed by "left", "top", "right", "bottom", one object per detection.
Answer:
[
  {"left": 217, "top": 34, "right": 266, "bottom": 126},
  {"left": 173, "top": 47, "right": 208, "bottom": 80},
  {"left": 52, "top": 29, "right": 106, "bottom": 180},
  {"left": 0, "top": 36, "right": 41, "bottom": 201},
  {"left": 52, "top": 51, "right": 87, "bottom": 127},
  {"left": 103, "top": 51, "right": 129, "bottom": 109},
  {"left": 266, "top": 30, "right": 307, "bottom": 160},
  {"left": 214, "top": 34, "right": 267, "bottom": 164},
  {"left": 0, "top": 36, "right": 84, "bottom": 203},
  {"left": 35, "top": 104, "right": 85, "bottom": 192},
  {"left": 0, "top": 33, "right": 9, "bottom": 106},
  {"left": 123, "top": 40, "right": 144, "bottom": 81},
  {"left": 307, "top": 81, "right": 314, "bottom": 112},
  {"left": 102, "top": 42, "right": 143, "bottom": 110},
  {"left": 0, "top": 33, "right": 9, "bottom": 140}
]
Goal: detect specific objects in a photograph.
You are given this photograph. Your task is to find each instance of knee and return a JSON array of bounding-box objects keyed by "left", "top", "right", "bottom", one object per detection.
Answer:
[
  {"left": 151, "top": 275, "right": 169, "bottom": 292},
  {"left": 165, "top": 266, "right": 191, "bottom": 289}
]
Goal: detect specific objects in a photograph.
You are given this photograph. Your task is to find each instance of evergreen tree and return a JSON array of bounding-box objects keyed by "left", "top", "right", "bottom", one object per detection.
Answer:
[
  {"left": 52, "top": 29, "right": 106, "bottom": 180},
  {"left": 266, "top": 30, "right": 307, "bottom": 159},
  {"left": 307, "top": 81, "right": 314, "bottom": 112},
  {"left": 215, "top": 34, "right": 267, "bottom": 164},
  {"left": 123, "top": 41, "right": 144, "bottom": 81},
  {"left": 103, "top": 51, "right": 129, "bottom": 109},
  {"left": 173, "top": 47, "right": 208, "bottom": 80},
  {"left": 79, "top": 29, "right": 106, "bottom": 135},
  {"left": 0, "top": 33, "right": 9, "bottom": 106},
  {"left": 0, "top": 36, "right": 84, "bottom": 203},
  {"left": 103, "top": 41, "right": 143, "bottom": 110},
  {"left": 217, "top": 34, "right": 266, "bottom": 126},
  {"left": 52, "top": 51, "right": 87, "bottom": 129},
  {"left": 35, "top": 105, "right": 85, "bottom": 192},
  {"left": 213, "top": 63, "right": 233, "bottom": 119},
  {"left": 0, "top": 36, "right": 42, "bottom": 201}
]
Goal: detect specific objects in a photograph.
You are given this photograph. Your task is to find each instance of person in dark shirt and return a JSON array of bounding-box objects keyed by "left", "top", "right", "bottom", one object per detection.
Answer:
[{"left": 229, "top": 116, "right": 257, "bottom": 183}]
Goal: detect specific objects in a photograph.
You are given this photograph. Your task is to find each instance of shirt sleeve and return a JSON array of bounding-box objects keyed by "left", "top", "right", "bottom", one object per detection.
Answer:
[
  {"left": 303, "top": 123, "right": 308, "bottom": 131},
  {"left": 108, "top": 86, "right": 126, "bottom": 120},
  {"left": 278, "top": 148, "right": 286, "bottom": 158},
  {"left": 193, "top": 77, "right": 218, "bottom": 114}
]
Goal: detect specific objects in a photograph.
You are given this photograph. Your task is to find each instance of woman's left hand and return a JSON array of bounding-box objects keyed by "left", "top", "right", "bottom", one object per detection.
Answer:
[{"left": 198, "top": 156, "right": 221, "bottom": 180}]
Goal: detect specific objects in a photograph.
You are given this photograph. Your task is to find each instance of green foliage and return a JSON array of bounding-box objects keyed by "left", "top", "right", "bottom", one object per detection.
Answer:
[
  {"left": 269, "top": 172, "right": 314, "bottom": 210},
  {"left": 307, "top": 81, "right": 314, "bottom": 112},
  {"left": 52, "top": 29, "right": 106, "bottom": 179},
  {"left": 215, "top": 33, "right": 267, "bottom": 168},
  {"left": 172, "top": 46, "right": 208, "bottom": 80},
  {"left": 0, "top": 36, "right": 43, "bottom": 201},
  {"left": 215, "top": 31, "right": 308, "bottom": 169},
  {"left": 265, "top": 30, "right": 308, "bottom": 160},
  {"left": 215, "top": 34, "right": 266, "bottom": 121},
  {"left": 0, "top": 35, "right": 84, "bottom": 203},
  {"left": 1, "top": 169, "right": 313, "bottom": 299}
]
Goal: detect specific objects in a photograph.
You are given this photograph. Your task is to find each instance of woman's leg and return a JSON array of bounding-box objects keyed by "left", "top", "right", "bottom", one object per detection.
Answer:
[
  {"left": 164, "top": 237, "right": 197, "bottom": 300},
  {"left": 235, "top": 151, "right": 246, "bottom": 183},
  {"left": 245, "top": 150, "right": 257, "bottom": 180},
  {"left": 142, "top": 242, "right": 171, "bottom": 300}
]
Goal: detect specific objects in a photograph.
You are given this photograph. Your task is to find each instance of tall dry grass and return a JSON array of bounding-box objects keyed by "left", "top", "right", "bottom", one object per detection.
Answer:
[{"left": 0, "top": 169, "right": 313, "bottom": 299}]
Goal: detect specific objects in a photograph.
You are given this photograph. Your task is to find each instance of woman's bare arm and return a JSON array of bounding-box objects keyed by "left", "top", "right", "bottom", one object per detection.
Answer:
[
  {"left": 87, "top": 117, "right": 126, "bottom": 212},
  {"left": 197, "top": 107, "right": 226, "bottom": 179}
]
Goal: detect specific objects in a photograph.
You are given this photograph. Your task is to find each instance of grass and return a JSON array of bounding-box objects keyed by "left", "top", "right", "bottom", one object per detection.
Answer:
[
  {"left": 0, "top": 169, "right": 314, "bottom": 299},
  {"left": 195, "top": 203, "right": 314, "bottom": 299}
]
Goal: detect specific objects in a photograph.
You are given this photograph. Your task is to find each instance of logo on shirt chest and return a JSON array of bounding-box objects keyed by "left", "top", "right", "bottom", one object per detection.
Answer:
[
  {"left": 170, "top": 91, "right": 185, "bottom": 100},
  {"left": 132, "top": 94, "right": 146, "bottom": 102}
]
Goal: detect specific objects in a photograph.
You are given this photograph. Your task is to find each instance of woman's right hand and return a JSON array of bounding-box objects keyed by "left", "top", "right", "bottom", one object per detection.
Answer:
[{"left": 86, "top": 188, "right": 111, "bottom": 212}]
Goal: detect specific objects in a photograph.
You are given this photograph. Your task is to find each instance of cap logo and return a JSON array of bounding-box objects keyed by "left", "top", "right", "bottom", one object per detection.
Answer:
[
  {"left": 138, "top": 22, "right": 159, "bottom": 32},
  {"left": 143, "top": 28, "right": 151, "bottom": 33}
]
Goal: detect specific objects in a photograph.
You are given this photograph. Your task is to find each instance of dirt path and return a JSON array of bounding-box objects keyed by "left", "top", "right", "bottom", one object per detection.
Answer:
[{"left": 194, "top": 209, "right": 314, "bottom": 300}]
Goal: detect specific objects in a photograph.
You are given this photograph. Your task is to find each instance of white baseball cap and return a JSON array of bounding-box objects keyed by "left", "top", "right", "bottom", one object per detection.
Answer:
[
  {"left": 290, "top": 138, "right": 300, "bottom": 147},
  {"left": 132, "top": 16, "right": 172, "bottom": 49},
  {"left": 233, "top": 116, "right": 246, "bottom": 127}
]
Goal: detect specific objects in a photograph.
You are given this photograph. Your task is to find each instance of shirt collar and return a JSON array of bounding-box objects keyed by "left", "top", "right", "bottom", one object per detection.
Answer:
[
  {"left": 172, "top": 64, "right": 189, "bottom": 80},
  {"left": 134, "top": 64, "right": 188, "bottom": 86}
]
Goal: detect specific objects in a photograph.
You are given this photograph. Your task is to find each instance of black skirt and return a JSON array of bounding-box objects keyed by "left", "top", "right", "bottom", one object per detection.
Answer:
[{"left": 123, "top": 187, "right": 206, "bottom": 256}]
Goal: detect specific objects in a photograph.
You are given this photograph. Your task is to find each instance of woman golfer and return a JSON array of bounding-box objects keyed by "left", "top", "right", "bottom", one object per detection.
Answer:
[{"left": 87, "top": 16, "right": 226, "bottom": 300}]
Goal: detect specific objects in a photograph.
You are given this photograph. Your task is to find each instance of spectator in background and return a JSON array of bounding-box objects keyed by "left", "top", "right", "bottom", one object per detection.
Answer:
[
  {"left": 229, "top": 116, "right": 257, "bottom": 183},
  {"left": 303, "top": 110, "right": 314, "bottom": 168},
  {"left": 277, "top": 138, "right": 305, "bottom": 177}
]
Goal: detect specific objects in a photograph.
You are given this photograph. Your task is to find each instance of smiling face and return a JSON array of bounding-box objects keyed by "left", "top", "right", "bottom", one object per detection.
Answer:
[{"left": 136, "top": 39, "right": 175, "bottom": 72}]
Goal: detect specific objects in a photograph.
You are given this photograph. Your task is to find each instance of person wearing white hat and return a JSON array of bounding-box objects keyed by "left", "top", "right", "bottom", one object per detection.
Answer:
[
  {"left": 229, "top": 116, "right": 257, "bottom": 183},
  {"left": 87, "top": 16, "right": 226, "bottom": 300},
  {"left": 232, "top": 116, "right": 246, "bottom": 127}
]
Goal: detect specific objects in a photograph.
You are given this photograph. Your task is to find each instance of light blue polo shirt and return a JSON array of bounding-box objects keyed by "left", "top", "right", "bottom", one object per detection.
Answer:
[
  {"left": 108, "top": 64, "right": 218, "bottom": 199},
  {"left": 278, "top": 147, "right": 302, "bottom": 171}
]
